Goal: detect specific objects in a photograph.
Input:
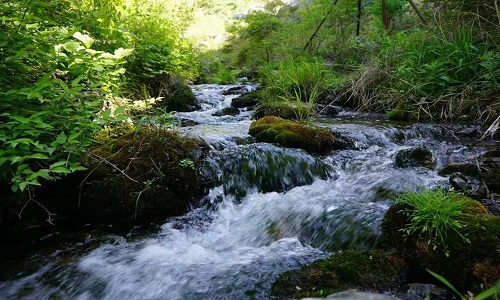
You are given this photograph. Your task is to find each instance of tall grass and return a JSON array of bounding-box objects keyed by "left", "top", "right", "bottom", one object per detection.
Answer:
[
  {"left": 397, "top": 189, "right": 471, "bottom": 256},
  {"left": 258, "top": 58, "right": 331, "bottom": 123}
]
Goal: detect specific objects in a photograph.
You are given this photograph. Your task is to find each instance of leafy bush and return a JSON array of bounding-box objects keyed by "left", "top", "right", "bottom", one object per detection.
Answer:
[{"left": 397, "top": 189, "right": 472, "bottom": 255}]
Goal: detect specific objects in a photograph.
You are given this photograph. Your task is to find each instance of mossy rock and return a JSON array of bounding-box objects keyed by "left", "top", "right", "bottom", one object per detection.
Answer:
[
  {"left": 230, "top": 90, "right": 263, "bottom": 108},
  {"left": 148, "top": 76, "right": 199, "bottom": 112},
  {"left": 212, "top": 107, "right": 240, "bottom": 116},
  {"left": 394, "top": 147, "right": 434, "bottom": 169},
  {"left": 253, "top": 102, "right": 301, "bottom": 120},
  {"left": 249, "top": 116, "right": 341, "bottom": 154},
  {"left": 271, "top": 250, "right": 405, "bottom": 299},
  {"left": 82, "top": 128, "right": 209, "bottom": 225},
  {"left": 375, "top": 197, "right": 500, "bottom": 292},
  {"left": 386, "top": 102, "right": 411, "bottom": 121}
]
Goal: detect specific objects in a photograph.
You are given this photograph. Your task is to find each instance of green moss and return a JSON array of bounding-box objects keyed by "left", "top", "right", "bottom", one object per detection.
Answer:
[
  {"left": 82, "top": 128, "right": 208, "bottom": 224},
  {"left": 387, "top": 102, "right": 411, "bottom": 121},
  {"left": 249, "top": 116, "right": 340, "bottom": 154},
  {"left": 253, "top": 102, "right": 301, "bottom": 120},
  {"left": 271, "top": 250, "right": 405, "bottom": 299}
]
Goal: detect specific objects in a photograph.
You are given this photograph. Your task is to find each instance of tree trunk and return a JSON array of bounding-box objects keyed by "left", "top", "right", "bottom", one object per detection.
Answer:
[
  {"left": 381, "top": 0, "right": 389, "bottom": 30},
  {"left": 356, "top": 0, "right": 362, "bottom": 36}
]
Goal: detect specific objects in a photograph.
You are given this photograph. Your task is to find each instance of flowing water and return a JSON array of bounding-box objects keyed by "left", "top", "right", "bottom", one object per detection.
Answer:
[{"left": 0, "top": 84, "right": 489, "bottom": 299}]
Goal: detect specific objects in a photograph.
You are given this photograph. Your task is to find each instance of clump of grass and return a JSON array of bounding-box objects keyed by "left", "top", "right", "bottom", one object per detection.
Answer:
[
  {"left": 397, "top": 188, "right": 471, "bottom": 256},
  {"left": 258, "top": 58, "right": 331, "bottom": 124}
]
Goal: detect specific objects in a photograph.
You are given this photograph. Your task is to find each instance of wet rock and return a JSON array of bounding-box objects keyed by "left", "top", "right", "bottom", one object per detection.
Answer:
[
  {"left": 316, "top": 104, "right": 340, "bottom": 117},
  {"left": 271, "top": 250, "right": 405, "bottom": 299},
  {"left": 438, "top": 163, "right": 479, "bottom": 177},
  {"left": 231, "top": 96, "right": 259, "bottom": 108},
  {"left": 394, "top": 147, "right": 434, "bottom": 169},
  {"left": 222, "top": 86, "right": 247, "bottom": 95},
  {"left": 231, "top": 90, "right": 262, "bottom": 108},
  {"left": 212, "top": 107, "right": 240, "bottom": 116},
  {"left": 249, "top": 116, "right": 343, "bottom": 154},
  {"left": 178, "top": 119, "right": 199, "bottom": 127},
  {"left": 479, "top": 148, "right": 500, "bottom": 193},
  {"left": 449, "top": 173, "right": 488, "bottom": 199},
  {"left": 398, "top": 283, "right": 451, "bottom": 300},
  {"left": 303, "top": 291, "right": 401, "bottom": 300}
]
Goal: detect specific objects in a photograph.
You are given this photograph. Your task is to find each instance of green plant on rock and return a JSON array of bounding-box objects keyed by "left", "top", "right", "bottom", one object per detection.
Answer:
[
  {"left": 179, "top": 158, "right": 195, "bottom": 170},
  {"left": 397, "top": 189, "right": 472, "bottom": 256}
]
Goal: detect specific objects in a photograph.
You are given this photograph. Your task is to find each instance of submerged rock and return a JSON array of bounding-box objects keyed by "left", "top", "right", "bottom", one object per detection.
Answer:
[
  {"left": 202, "top": 143, "right": 332, "bottom": 198},
  {"left": 303, "top": 291, "right": 401, "bottom": 300},
  {"left": 249, "top": 116, "right": 341, "bottom": 154},
  {"left": 394, "top": 147, "right": 434, "bottom": 169}
]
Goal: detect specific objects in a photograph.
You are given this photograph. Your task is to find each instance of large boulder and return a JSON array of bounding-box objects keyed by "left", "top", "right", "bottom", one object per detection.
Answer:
[
  {"left": 375, "top": 194, "right": 500, "bottom": 292},
  {"left": 81, "top": 128, "right": 209, "bottom": 225},
  {"left": 249, "top": 116, "right": 342, "bottom": 154}
]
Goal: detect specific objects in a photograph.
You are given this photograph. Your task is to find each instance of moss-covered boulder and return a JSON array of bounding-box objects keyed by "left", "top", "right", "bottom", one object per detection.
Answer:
[
  {"left": 375, "top": 196, "right": 500, "bottom": 292},
  {"left": 394, "top": 147, "right": 434, "bottom": 169},
  {"left": 82, "top": 128, "right": 209, "bottom": 225},
  {"left": 253, "top": 103, "right": 301, "bottom": 120},
  {"left": 230, "top": 90, "right": 263, "bottom": 108},
  {"left": 249, "top": 116, "right": 341, "bottom": 154},
  {"left": 148, "top": 75, "right": 199, "bottom": 112},
  {"left": 271, "top": 250, "right": 405, "bottom": 299}
]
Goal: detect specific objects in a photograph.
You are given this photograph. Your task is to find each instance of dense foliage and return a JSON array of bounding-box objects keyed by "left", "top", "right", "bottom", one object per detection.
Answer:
[
  {"left": 0, "top": 0, "right": 198, "bottom": 192},
  {"left": 220, "top": 0, "right": 500, "bottom": 121}
]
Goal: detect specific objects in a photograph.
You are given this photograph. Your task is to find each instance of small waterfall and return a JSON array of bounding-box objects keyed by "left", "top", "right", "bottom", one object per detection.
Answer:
[{"left": 202, "top": 143, "right": 333, "bottom": 198}]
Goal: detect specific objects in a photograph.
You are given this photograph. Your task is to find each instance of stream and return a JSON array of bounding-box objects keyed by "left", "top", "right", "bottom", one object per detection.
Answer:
[{"left": 0, "top": 83, "right": 490, "bottom": 299}]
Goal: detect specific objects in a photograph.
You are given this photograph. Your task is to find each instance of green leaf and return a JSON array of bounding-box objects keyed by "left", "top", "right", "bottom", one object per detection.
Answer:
[
  {"left": 73, "top": 32, "right": 94, "bottom": 48},
  {"left": 49, "top": 161, "right": 67, "bottom": 169},
  {"left": 62, "top": 41, "right": 84, "bottom": 53},
  {"left": 427, "top": 270, "right": 466, "bottom": 300},
  {"left": 29, "top": 153, "right": 49, "bottom": 160},
  {"left": 46, "top": 147, "right": 55, "bottom": 156},
  {"left": 473, "top": 280, "right": 500, "bottom": 300},
  {"left": 19, "top": 181, "right": 29, "bottom": 191},
  {"left": 56, "top": 131, "right": 67, "bottom": 144},
  {"left": 113, "top": 48, "right": 134, "bottom": 59},
  {"left": 50, "top": 166, "right": 71, "bottom": 174}
]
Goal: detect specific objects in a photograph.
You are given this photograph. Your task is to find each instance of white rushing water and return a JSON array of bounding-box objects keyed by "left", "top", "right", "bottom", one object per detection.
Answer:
[{"left": 1, "top": 84, "right": 477, "bottom": 300}]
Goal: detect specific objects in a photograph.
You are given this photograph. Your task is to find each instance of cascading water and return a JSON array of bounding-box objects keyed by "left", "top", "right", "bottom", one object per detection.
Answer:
[{"left": 0, "top": 84, "right": 486, "bottom": 300}]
